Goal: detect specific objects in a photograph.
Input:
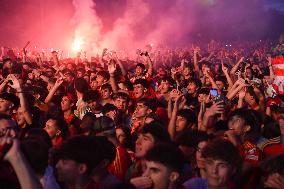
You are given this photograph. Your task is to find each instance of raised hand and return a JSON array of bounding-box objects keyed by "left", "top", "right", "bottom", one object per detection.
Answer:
[
  {"left": 173, "top": 94, "right": 186, "bottom": 111},
  {"left": 264, "top": 173, "right": 284, "bottom": 189},
  {"left": 7, "top": 74, "right": 21, "bottom": 91},
  {"left": 108, "top": 63, "right": 117, "bottom": 75},
  {"left": 169, "top": 89, "right": 181, "bottom": 102},
  {"left": 221, "top": 63, "right": 228, "bottom": 73},
  {"left": 130, "top": 176, "right": 153, "bottom": 189},
  {"left": 204, "top": 101, "right": 224, "bottom": 117},
  {"left": 54, "top": 77, "right": 64, "bottom": 88}
]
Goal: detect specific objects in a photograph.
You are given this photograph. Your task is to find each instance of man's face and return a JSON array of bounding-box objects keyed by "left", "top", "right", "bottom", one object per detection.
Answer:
[
  {"left": 216, "top": 81, "right": 225, "bottom": 91},
  {"left": 196, "top": 141, "right": 207, "bottom": 169},
  {"left": 159, "top": 80, "right": 171, "bottom": 94},
  {"left": 61, "top": 96, "right": 73, "bottom": 112},
  {"left": 0, "top": 98, "right": 13, "bottom": 114},
  {"left": 143, "top": 161, "right": 174, "bottom": 189},
  {"left": 88, "top": 101, "right": 98, "bottom": 113},
  {"left": 106, "top": 110, "right": 118, "bottom": 122},
  {"left": 77, "top": 71, "right": 84, "bottom": 78},
  {"left": 96, "top": 75, "right": 106, "bottom": 86},
  {"left": 56, "top": 159, "right": 83, "bottom": 184},
  {"left": 187, "top": 82, "right": 198, "bottom": 95},
  {"left": 134, "top": 84, "right": 146, "bottom": 99},
  {"left": 16, "top": 107, "right": 26, "bottom": 126},
  {"left": 134, "top": 102, "right": 150, "bottom": 118},
  {"left": 183, "top": 67, "right": 192, "bottom": 77},
  {"left": 175, "top": 116, "right": 188, "bottom": 132},
  {"left": 135, "top": 133, "right": 155, "bottom": 158},
  {"left": 262, "top": 75, "right": 272, "bottom": 86},
  {"left": 101, "top": 88, "right": 112, "bottom": 100},
  {"left": 205, "top": 158, "right": 233, "bottom": 188},
  {"left": 0, "top": 119, "right": 17, "bottom": 136},
  {"left": 114, "top": 97, "right": 128, "bottom": 112},
  {"left": 245, "top": 68, "right": 253, "bottom": 80},
  {"left": 64, "top": 73, "right": 74, "bottom": 83},
  {"left": 44, "top": 119, "right": 58, "bottom": 139},
  {"left": 198, "top": 93, "right": 208, "bottom": 103},
  {"left": 228, "top": 116, "right": 246, "bottom": 136},
  {"left": 90, "top": 80, "right": 98, "bottom": 90}
]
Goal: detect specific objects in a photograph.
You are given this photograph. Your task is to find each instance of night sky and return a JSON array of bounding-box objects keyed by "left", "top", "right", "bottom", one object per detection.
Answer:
[{"left": 0, "top": 0, "right": 284, "bottom": 50}]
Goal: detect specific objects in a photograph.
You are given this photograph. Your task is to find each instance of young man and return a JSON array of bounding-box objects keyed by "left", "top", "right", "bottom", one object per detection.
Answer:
[
  {"left": 61, "top": 95, "right": 81, "bottom": 136},
  {"left": 102, "top": 103, "right": 119, "bottom": 124},
  {"left": 131, "top": 143, "right": 186, "bottom": 189},
  {"left": 131, "top": 79, "right": 156, "bottom": 100},
  {"left": 74, "top": 78, "right": 91, "bottom": 119},
  {"left": 100, "top": 83, "right": 113, "bottom": 106},
  {"left": 55, "top": 136, "right": 102, "bottom": 189},
  {"left": 112, "top": 92, "right": 131, "bottom": 126},
  {"left": 126, "top": 123, "right": 171, "bottom": 180},
  {"left": 92, "top": 116, "right": 132, "bottom": 181},
  {"left": 156, "top": 76, "right": 176, "bottom": 107},
  {"left": 96, "top": 70, "right": 110, "bottom": 89},
  {"left": 0, "top": 92, "right": 20, "bottom": 115},
  {"left": 184, "top": 138, "right": 242, "bottom": 189},
  {"left": 130, "top": 62, "right": 153, "bottom": 83},
  {"left": 0, "top": 113, "right": 42, "bottom": 189},
  {"left": 131, "top": 98, "right": 157, "bottom": 134}
]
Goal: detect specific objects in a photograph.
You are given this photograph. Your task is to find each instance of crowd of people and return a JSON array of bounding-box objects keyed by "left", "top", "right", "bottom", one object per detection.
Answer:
[{"left": 0, "top": 38, "right": 283, "bottom": 189}]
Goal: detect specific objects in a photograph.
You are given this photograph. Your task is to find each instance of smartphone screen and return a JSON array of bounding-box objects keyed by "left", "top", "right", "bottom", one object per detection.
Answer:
[{"left": 210, "top": 89, "right": 218, "bottom": 97}]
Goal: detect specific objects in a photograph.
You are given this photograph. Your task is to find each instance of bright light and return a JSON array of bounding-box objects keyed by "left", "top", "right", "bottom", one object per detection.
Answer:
[{"left": 72, "top": 37, "right": 84, "bottom": 52}]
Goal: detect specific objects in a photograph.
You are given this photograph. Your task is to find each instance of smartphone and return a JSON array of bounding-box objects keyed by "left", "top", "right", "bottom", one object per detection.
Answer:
[{"left": 210, "top": 89, "right": 218, "bottom": 97}]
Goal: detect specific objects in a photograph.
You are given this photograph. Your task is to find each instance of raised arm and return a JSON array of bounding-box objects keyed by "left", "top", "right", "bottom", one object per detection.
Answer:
[
  {"left": 267, "top": 56, "right": 275, "bottom": 79},
  {"left": 51, "top": 51, "right": 60, "bottom": 69},
  {"left": 99, "top": 48, "right": 108, "bottom": 68},
  {"left": 226, "top": 78, "right": 246, "bottom": 100},
  {"left": 146, "top": 55, "right": 153, "bottom": 77},
  {"left": 113, "top": 52, "right": 127, "bottom": 76},
  {"left": 168, "top": 95, "right": 186, "bottom": 141},
  {"left": 204, "top": 69, "right": 218, "bottom": 89},
  {"left": 202, "top": 101, "right": 224, "bottom": 133},
  {"left": 1, "top": 135, "right": 43, "bottom": 189},
  {"left": 230, "top": 57, "right": 244, "bottom": 75},
  {"left": 108, "top": 63, "right": 118, "bottom": 93},
  {"left": 44, "top": 77, "right": 64, "bottom": 104},
  {"left": 8, "top": 74, "right": 32, "bottom": 125},
  {"left": 193, "top": 47, "right": 201, "bottom": 77},
  {"left": 221, "top": 62, "right": 233, "bottom": 90}
]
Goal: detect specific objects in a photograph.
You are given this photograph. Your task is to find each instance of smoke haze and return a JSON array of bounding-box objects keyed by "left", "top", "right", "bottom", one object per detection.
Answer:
[{"left": 0, "top": 0, "right": 283, "bottom": 54}]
